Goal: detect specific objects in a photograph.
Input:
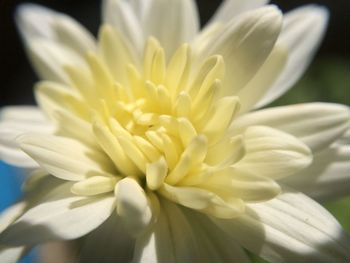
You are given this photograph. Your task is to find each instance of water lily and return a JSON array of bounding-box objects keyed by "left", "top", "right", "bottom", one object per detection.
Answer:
[{"left": 1, "top": 0, "right": 350, "bottom": 262}]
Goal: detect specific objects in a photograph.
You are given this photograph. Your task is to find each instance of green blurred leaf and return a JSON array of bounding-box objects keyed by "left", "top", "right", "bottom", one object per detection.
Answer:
[{"left": 325, "top": 197, "right": 350, "bottom": 234}]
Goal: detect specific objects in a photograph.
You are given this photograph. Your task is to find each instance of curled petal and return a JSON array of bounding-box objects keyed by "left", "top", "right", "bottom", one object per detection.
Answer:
[{"left": 115, "top": 178, "right": 153, "bottom": 237}]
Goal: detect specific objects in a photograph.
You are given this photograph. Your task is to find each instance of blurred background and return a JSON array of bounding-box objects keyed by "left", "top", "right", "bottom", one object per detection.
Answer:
[{"left": 0, "top": 1, "right": 349, "bottom": 262}]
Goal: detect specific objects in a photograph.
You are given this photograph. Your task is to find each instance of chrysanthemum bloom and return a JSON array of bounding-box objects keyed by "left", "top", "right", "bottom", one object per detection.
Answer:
[{"left": 1, "top": 0, "right": 350, "bottom": 262}]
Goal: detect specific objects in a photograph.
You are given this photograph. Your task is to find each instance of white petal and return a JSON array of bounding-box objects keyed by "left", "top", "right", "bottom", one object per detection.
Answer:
[
  {"left": 34, "top": 81, "right": 81, "bottom": 121},
  {"left": 16, "top": 4, "right": 95, "bottom": 83},
  {"left": 99, "top": 25, "right": 138, "bottom": 85},
  {"left": 18, "top": 134, "right": 114, "bottom": 181},
  {"left": 0, "top": 202, "right": 27, "bottom": 233},
  {"left": 212, "top": 190, "right": 350, "bottom": 262},
  {"left": 160, "top": 183, "right": 245, "bottom": 219},
  {"left": 133, "top": 201, "right": 199, "bottom": 263},
  {"left": 133, "top": 201, "right": 250, "bottom": 263},
  {"left": 132, "top": 203, "right": 176, "bottom": 263},
  {"left": 0, "top": 197, "right": 30, "bottom": 262},
  {"left": 0, "top": 130, "right": 38, "bottom": 168},
  {"left": 156, "top": 201, "right": 201, "bottom": 263},
  {"left": 232, "top": 103, "right": 350, "bottom": 153},
  {"left": 102, "top": 0, "right": 144, "bottom": 54},
  {"left": 200, "top": 167, "right": 281, "bottom": 202},
  {"left": 0, "top": 185, "right": 115, "bottom": 246},
  {"left": 16, "top": 4, "right": 95, "bottom": 52},
  {"left": 183, "top": 208, "right": 251, "bottom": 263},
  {"left": 15, "top": 4, "right": 57, "bottom": 40},
  {"left": 282, "top": 142, "right": 350, "bottom": 201},
  {"left": 0, "top": 246, "right": 27, "bottom": 263},
  {"left": 256, "top": 5, "right": 329, "bottom": 107},
  {"left": 27, "top": 39, "right": 87, "bottom": 83},
  {"left": 0, "top": 106, "right": 53, "bottom": 168},
  {"left": 208, "top": 0, "right": 269, "bottom": 24},
  {"left": 197, "top": 6, "right": 282, "bottom": 97},
  {"left": 237, "top": 45, "right": 288, "bottom": 113},
  {"left": 47, "top": 12, "right": 96, "bottom": 55},
  {"left": 115, "top": 178, "right": 153, "bottom": 237},
  {"left": 0, "top": 106, "right": 47, "bottom": 123},
  {"left": 235, "top": 126, "right": 312, "bottom": 179},
  {"left": 143, "top": 0, "right": 199, "bottom": 57},
  {"left": 80, "top": 214, "right": 134, "bottom": 263},
  {"left": 128, "top": 0, "right": 152, "bottom": 19}
]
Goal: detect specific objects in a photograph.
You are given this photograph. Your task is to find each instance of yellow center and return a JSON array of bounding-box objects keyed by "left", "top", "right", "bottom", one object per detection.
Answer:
[{"left": 34, "top": 25, "right": 283, "bottom": 220}]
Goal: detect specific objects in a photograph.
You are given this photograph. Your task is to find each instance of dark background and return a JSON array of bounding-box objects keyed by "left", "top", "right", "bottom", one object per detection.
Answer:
[{"left": 0, "top": 0, "right": 349, "bottom": 106}]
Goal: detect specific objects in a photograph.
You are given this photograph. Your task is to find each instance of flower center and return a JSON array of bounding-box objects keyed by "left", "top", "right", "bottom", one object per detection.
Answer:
[{"left": 35, "top": 25, "right": 284, "bottom": 221}]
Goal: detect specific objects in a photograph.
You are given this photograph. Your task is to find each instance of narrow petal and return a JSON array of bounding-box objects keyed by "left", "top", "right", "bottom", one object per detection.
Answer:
[
  {"left": 34, "top": 81, "right": 92, "bottom": 126},
  {"left": 16, "top": 4, "right": 95, "bottom": 83},
  {"left": 71, "top": 176, "right": 119, "bottom": 196},
  {"left": 146, "top": 157, "right": 168, "bottom": 190},
  {"left": 0, "top": 186, "right": 115, "bottom": 246},
  {"left": 15, "top": 4, "right": 57, "bottom": 40},
  {"left": 208, "top": 0, "right": 269, "bottom": 24},
  {"left": 47, "top": 12, "right": 96, "bottom": 55},
  {"left": 16, "top": 4, "right": 95, "bottom": 50},
  {"left": 127, "top": 0, "right": 152, "bottom": 19},
  {"left": 197, "top": 6, "right": 282, "bottom": 97},
  {"left": 235, "top": 126, "right": 312, "bottom": 179},
  {"left": 0, "top": 106, "right": 47, "bottom": 123},
  {"left": 282, "top": 142, "right": 350, "bottom": 201},
  {"left": 212, "top": 190, "right": 350, "bottom": 262},
  {"left": 0, "top": 202, "right": 27, "bottom": 233},
  {"left": 0, "top": 106, "right": 53, "bottom": 168},
  {"left": 256, "top": 5, "right": 329, "bottom": 107},
  {"left": 54, "top": 110, "right": 98, "bottom": 148},
  {"left": 99, "top": 25, "right": 138, "bottom": 85},
  {"left": 115, "top": 178, "right": 153, "bottom": 237},
  {"left": 143, "top": 0, "right": 199, "bottom": 57},
  {"left": 27, "top": 39, "right": 87, "bottom": 83},
  {"left": 231, "top": 103, "right": 350, "bottom": 153},
  {"left": 0, "top": 130, "right": 37, "bottom": 168},
  {"left": 80, "top": 214, "right": 135, "bottom": 263},
  {"left": 102, "top": 0, "right": 144, "bottom": 53},
  {"left": 18, "top": 134, "right": 114, "bottom": 181},
  {"left": 237, "top": 45, "right": 288, "bottom": 113}
]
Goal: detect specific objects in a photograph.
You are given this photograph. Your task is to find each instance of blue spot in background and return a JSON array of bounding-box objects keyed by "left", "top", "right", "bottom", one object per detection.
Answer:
[{"left": 0, "top": 161, "right": 37, "bottom": 263}]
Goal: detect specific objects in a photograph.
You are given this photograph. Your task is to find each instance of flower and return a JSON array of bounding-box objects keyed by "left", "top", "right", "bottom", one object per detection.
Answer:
[{"left": 1, "top": 0, "right": 350, "bottom": 262}]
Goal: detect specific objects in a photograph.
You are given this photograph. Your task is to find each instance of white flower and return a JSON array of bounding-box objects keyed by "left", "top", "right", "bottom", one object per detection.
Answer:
[{"left": 1, "top": 0, "right": 350, "bottom": 262}]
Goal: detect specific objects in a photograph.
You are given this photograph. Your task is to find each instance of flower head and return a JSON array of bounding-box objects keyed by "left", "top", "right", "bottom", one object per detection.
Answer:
[{"left": 1, "top": 1, "right": 350, "bottom": 262}]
